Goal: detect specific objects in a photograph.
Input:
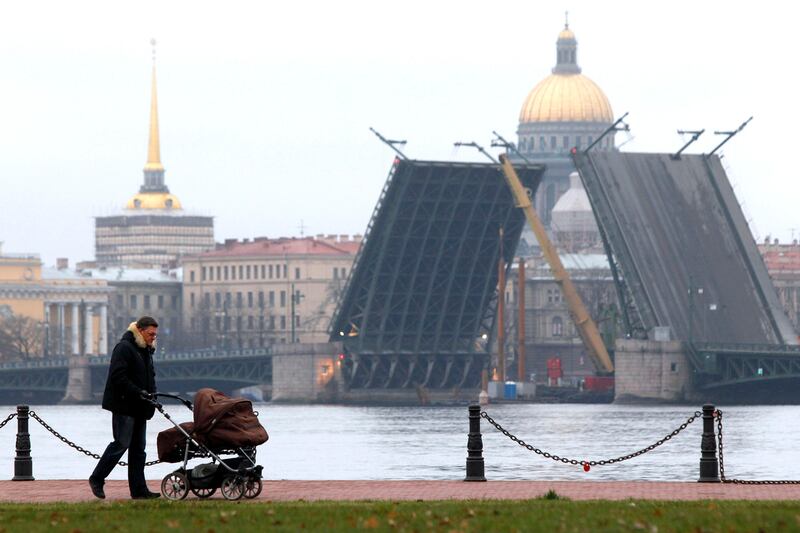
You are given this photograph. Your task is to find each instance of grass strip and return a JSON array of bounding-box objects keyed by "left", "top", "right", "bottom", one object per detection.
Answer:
[{"left": 1, "top": 499, "right": 800, "bottom": 532}]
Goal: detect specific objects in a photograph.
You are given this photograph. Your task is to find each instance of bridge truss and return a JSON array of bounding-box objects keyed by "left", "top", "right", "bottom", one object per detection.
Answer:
[{"left": 330, "top": 158, "right": 543, "bottom": 390}]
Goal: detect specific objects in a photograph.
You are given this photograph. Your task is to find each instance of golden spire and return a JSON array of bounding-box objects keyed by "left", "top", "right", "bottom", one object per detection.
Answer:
[{"left": 144, "top": 39, "right": 164, "bottom": 172}]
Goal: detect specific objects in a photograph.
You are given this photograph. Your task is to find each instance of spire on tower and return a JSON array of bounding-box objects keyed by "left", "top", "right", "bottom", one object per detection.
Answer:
[{"left": 141, "top": 38, "right": 168, "bottom": 193}]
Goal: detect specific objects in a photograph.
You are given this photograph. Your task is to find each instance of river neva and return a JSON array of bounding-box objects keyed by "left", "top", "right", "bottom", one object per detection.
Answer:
[{"left": 0, "top": 403, "right": 797, "bottom": 482}]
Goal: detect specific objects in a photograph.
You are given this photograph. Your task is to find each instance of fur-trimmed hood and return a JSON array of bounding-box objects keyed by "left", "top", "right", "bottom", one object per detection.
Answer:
[{"left": 127, "top": 322, "right": 157, "bottom": 350}]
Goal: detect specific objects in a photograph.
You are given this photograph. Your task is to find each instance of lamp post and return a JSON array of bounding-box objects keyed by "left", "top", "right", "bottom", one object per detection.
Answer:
[{"left": 290, "top": 283, "right": 304, "bottom": 344}]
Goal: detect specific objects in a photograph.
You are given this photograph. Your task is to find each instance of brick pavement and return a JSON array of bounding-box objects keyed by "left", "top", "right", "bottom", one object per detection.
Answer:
[{"left": 0, "top": 480, "right": 798, "bottom": 503}]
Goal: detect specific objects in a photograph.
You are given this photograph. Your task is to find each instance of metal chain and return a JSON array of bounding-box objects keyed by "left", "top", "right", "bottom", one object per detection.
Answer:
[
  {"left": 28, "top": 411, "right": 161, "bottom": 467},
  {"left": 716, "top": 409, "right": 800, "bottom": 484},
  {"left": 481, "top": 410, "right": 702, "bottom": 468},
  {"left": 0, "top": 413, "right": 17, "bottom": 430}
]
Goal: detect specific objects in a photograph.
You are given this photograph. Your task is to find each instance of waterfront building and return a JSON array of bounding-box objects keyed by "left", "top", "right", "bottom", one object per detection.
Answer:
[
  {"left": 759, "top": 239, "right": 800, "bottom": 334},
  {"left": 181, "top": 235, "right": 361, "bottom": 349},
  {"left": 0, "top": 246, "right": 111, "bottom": 358},
  {"left": 94, "top": 49, "right": 214, "bottom": 268},
  {"left": 75, "top": 264, "right": 183, "bottom": 352},
  {"left": 506, "top": 255, "right": 618, "bottom": 385}
]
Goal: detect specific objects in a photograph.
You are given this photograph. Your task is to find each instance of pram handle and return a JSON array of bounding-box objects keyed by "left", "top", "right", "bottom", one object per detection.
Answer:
[{"left": 152, "top": 392, "right": 193, "bottom": 410}]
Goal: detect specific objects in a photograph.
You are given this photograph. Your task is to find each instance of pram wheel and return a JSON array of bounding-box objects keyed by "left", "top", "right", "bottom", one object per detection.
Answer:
[
  {"left": 190, "top": 487, "right": 217, "bottom": 499},
  {"left": 161, "top": 472, "right": 189, "bottom": 501},
  {"left": 243, "top": 477, "right": 263, "bottom": 499},
  {"left": 220, "top": 475, "right": 244, "bottom": 501}
]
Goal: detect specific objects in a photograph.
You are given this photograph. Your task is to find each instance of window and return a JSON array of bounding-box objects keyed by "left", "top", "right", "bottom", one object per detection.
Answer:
[
  {"left": 261, "top": 265, "right": 266, "bottom": 279},
  {"left": 551, "top": 316, "right": 564, "bottom": 337},
  {"left": 204, "top": 293, "right": 211, "bottom": 307},
  {"left": 236, "top": 292, "right": 243, "bottom": 308},
  {"left": 563, "top": 135, "right": 569, "bottom": 149},
  {"left": 215, "top": 316, "right": 221, "bottom": 330},
  {"left": 236, "top": 316, "right": 242, "bottom": 332},
  {"left": 248, "top": 292, "right": 253, "bottom": 308},
  {"left": 550, "top": 136, "right": 557, "bottom": 149},
  {"left": 670, "top": 362, "right": 679, "bottom": 372},
  {"left": 280, "top": 316, "right": 286, "bottom": 330},
  {"left": 116, "top": 294, "right": 123, "bottom": 307},
  {"left": 202, "top": 267, "right": 207, "bottom": 281},
  {"left": 246, "top": 265, "right": 251, "bottom": 280},
  {"left": 190, "top": 293, "right": 195, "bottom": 308},
  {"left": 280, "top": 291, "right": 286, "bottom": 307},
  {"left": 216, "top": 266, "right": 221, "bottom": 280},
  {"left": 575, "top": 136, "right": 582, "bottom": 149},
  {"left": 224, "top": 266, "right": 229, "bottom": 280},
  {"left": 190, "top": 270, "right": 195, "bottom": 283},
  {"left": 283, "top": 265, "right": 287, "bottom": 278},
  {"left": 295, "top": 315, "right": 300, "bottom": 327},
  {"left": 269, "top": 265, "right": 273, "bottom": 279},
  {"left": 231, "top": 266, "right": 236, "bottom": 280},
  {"left": 341, "top": 268, "right": 346, "bottom": 278},
  {"left": 239, "top": 266, "right": 244, "bottom": 279},
  {"left": 157, "top": 295, "right": 164, "bottom": 309},
  {"left": 269, "top": 291, "right": 275, "bottom": 307},
  {"left": 269, "top": 316, "right": 275, "bottom": 330},
  {"left": 333, "top": 268, "right": 338, "bottom": 279},
  {"left": 258, "top": 291, "right": 264, "bottom": 307},
  {"left": 295, "top": 267, "right": 300, "bottom": 279},
  {"left": 225, "top": 292, "right": 231, "bottom": 307},
  {"left": 539, "top": 136, "right": 546, "bottom": 151},
  {"left": 171, "top": 295, "right": 178, "bottom": 310},
  {"left": 130, "top": 294, "right": 137, "bottom": 309},
  {"left": 248, "top": 316, "right": 254, "bottom": 329},
  {"left": 215, "top": 292, "right": 221, "bottom": 309}
]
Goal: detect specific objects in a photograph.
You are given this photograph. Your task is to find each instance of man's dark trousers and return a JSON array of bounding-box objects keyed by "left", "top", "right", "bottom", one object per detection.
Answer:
[{"left": 90, "top": 413, "right": 149, "bottom": 496}]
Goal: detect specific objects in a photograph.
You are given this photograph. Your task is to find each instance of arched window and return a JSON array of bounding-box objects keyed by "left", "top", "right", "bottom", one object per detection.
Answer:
[{"left": 551, "top": 316, "right": 564, "bottom": 337}]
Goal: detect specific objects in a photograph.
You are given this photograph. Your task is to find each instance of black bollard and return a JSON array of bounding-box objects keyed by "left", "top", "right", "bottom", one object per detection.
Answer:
[
  {"left": 12, "top": 405, "right": 34, "bottom": 481},
  {"left": 464, "top": 404, "right": 486, "bottom": 482},
  {"left": 698, "top": 403, "right": 719, "bottom": 483}
]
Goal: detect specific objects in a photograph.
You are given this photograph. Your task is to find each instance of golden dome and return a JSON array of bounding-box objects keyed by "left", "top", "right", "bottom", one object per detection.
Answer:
[
  {"left": 519, "top": 73, "right": 613, "bottom": 123},
  {"left": 558, "top": 27, "right": 575, "bottom": 40},
  {"left": 125, "top": 192, "right": 182, "bottom": 210}
]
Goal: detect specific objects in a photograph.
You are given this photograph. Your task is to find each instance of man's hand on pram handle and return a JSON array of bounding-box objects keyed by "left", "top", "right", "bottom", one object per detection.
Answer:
[
  {"left": 153, "top": 392, "right": 193, "bottom": 410},
  {"left": 139, "top": 390, "right": 154, "bottom": 400}
]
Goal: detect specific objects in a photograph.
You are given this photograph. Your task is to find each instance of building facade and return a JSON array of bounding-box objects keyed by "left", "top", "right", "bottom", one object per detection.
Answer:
[
  {"left": 181, "top": 235, "right": 361, "bottom": 349},
  {"left": 94, "top": 53, "right": 214, "bottom": 268},
  {"left": 0, "top": 248, "right": 111, "bottom": 359}
]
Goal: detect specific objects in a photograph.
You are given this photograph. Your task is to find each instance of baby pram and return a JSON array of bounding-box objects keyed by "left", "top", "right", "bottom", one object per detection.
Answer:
[{"left": 152, "top": 388, "right": 268, "bottom": 500}]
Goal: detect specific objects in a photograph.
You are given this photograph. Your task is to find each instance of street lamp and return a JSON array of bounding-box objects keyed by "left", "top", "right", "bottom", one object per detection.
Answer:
[{"left": 290, "top": 283, "right": 305, "bottom": 343}]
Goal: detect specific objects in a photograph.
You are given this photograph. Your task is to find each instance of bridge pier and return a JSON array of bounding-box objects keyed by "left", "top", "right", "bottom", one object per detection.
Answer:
[
  {"left": 271, "top": 342, "right": 344, "bottom": 402},
  {"left": 614, "top": 339, "right": 694, "bottom": 403},
  {"left": 61, "top": 356, "right": 92, "bottom": 404}
]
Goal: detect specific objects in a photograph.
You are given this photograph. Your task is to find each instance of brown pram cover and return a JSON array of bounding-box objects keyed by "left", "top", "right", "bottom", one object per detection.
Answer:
[{"left": 157, "top": 388, "right": 268, "bottom": 463}]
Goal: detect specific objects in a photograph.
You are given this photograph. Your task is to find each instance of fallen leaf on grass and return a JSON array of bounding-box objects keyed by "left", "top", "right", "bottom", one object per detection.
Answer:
[
  {"left": 165, "top": 520, "right": 180, "bottom": 529},
  {"left": 362, "top": 516, "right": 379, "bottom": 529}
]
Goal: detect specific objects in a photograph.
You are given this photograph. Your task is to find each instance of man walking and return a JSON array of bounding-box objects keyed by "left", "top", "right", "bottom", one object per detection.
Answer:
[{"left": 89, "top": 316, "right": 160, "bottom": 499}]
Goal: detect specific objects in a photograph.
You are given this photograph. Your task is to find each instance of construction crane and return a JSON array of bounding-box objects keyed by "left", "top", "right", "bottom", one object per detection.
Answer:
[{"left": 498, "top": 153, "right": 615, "bottom": 374}]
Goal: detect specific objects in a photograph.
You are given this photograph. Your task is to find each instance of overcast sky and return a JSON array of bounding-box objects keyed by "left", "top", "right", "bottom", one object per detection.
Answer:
[{"left": 1, "top": 1, "right": 797, "bottom": 265}]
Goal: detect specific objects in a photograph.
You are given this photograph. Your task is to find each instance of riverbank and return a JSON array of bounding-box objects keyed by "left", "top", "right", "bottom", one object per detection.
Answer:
[{"left": 2, "top": 480, "right": 799, "bottom": 502}]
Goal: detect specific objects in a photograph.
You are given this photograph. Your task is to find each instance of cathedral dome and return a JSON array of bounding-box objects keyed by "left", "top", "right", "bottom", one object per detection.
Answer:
[
  {"left": 125, "top": 192, "right": 182, "bottom": 210},
  {"left": 519, "top": 24, "right": 613, "bottom": 124},
  {"left": 519, "top": 74, "right": 612, "bottom": 123}
]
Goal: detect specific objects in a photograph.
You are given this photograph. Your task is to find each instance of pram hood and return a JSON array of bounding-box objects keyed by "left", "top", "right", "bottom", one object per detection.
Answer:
[
  {"left": 191, "top": 388, "right": 268, "bottom": 448},
  {"left": 156, "top": 388, "right": 268, "bottom": 463}
]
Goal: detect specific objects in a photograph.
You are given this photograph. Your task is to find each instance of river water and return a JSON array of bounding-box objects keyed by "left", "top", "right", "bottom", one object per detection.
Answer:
[{"left": 0, "top": 403, "right": 796, "bottom": 482}]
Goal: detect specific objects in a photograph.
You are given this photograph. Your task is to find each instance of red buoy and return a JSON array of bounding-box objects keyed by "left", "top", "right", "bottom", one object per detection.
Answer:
[{"left": 583, "top": 464, "right": 590, "bottom": 472}]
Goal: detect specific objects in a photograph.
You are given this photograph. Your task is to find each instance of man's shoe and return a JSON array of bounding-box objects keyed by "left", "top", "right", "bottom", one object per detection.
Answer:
[
  {"left": 88, "top": 477, "right": 105, "bottom": 499},
  {"left": 132, "top": 491, "right": 160, "bottom": 500}
]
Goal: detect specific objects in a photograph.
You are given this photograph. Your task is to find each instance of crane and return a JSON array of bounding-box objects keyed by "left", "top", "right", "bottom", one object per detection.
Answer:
[{"left": 498, "top": 153, "right": 615, "bottom": 374}]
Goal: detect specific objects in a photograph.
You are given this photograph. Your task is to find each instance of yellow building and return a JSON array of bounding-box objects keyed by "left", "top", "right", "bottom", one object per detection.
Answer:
[
  {"left": 181, "top": 235, "right": 361, "bottom": 349},
  {"left": 0, "top": 245, "right": 111, "bottom": 358}
]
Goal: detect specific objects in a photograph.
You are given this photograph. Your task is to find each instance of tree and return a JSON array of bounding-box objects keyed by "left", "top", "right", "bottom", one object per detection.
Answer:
[{"left": 0, "top": 312, "right": 44, "bottom": 360}]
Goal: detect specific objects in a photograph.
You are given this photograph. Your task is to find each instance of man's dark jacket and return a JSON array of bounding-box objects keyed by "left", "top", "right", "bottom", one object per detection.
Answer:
[{"left": 101, "top": 325, "right": 157, "bottom": 420}]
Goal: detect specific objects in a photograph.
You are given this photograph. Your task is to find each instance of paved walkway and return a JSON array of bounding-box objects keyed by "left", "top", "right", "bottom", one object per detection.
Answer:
[{"left": 0, "top": 480, "right": 798, "bottom": 503}]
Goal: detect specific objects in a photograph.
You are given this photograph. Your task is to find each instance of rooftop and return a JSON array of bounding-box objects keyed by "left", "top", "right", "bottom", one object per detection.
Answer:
[{"left": 195, "top": 235, "right": 362, "bottom": 258}]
